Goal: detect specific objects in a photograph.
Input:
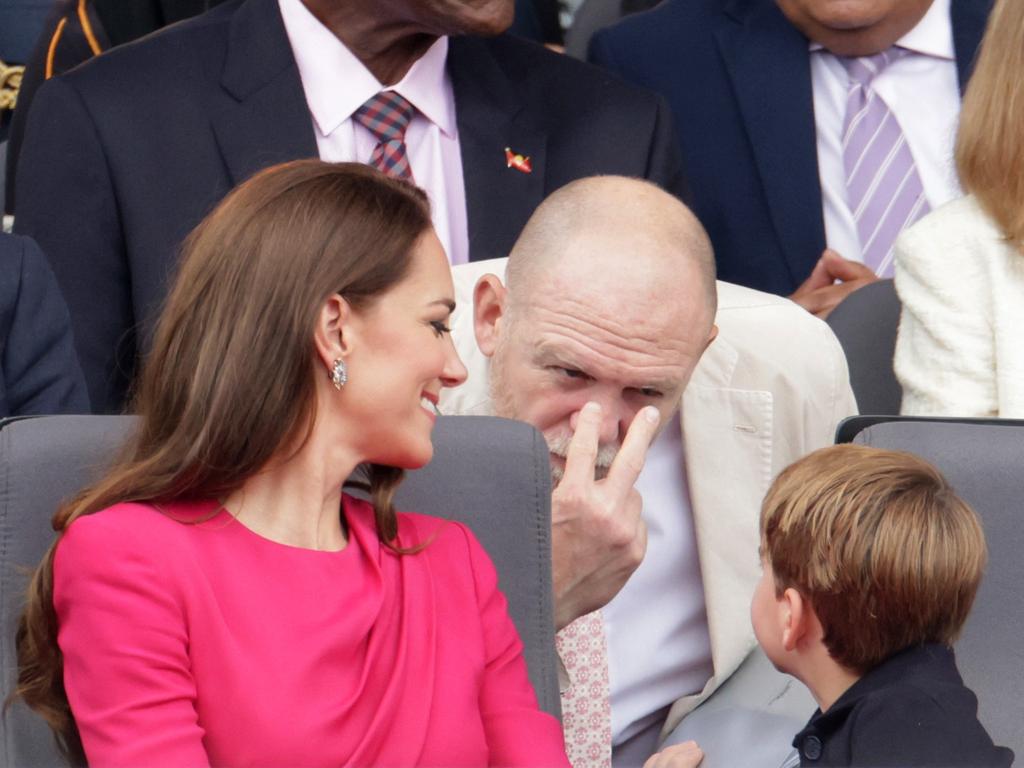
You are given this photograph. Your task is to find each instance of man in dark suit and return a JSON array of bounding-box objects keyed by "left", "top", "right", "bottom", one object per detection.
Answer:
[
  {"left": 0, "top": 233, "right": 89, "bottom": 416},
  {"left": 13, "top": 0, "right": 683, "bottom": 413},
  {"left": 590, "top": 0, "right": 990, "bottom": 315}
]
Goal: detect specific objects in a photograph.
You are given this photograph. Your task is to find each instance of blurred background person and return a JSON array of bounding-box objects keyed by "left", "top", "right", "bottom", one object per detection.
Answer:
[
  {"left": 894, "top": 0, "right": 1024, "bottom": 417},
  {"left": 4, "top": 0, "right": 229, "bottom": 215},
  {"left": 15, "top": 161, "right": 568, "bottom": 766},
  {"left": 12, "top": 0, "right": 682, "bottom": 414},
  {"left": 0, "top": 232, "right": 87, "bottom": 415},
  {"left": 588, "top": 0, "right": 991, "bottom": 316}
]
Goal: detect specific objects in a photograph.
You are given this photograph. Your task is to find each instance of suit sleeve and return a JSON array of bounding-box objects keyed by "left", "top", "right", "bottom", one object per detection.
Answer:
[
  {"left": 458, "top": 524, "right": 570, "bottom": 767},
  {"left": 1, "top": 236, "right": 90, "bottom": 415},
  {"left": 893, "top": 221, "right": 995, "bottom": 417},
  {"left": 13, "top": 75, "right": 135, "bottom": 413},
  {"left": 53, "top": 514, "right": 210, "bottom": 767}
]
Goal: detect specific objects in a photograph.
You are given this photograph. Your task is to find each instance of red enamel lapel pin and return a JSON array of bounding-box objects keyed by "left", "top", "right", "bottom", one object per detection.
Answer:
[{"left": 505, "top": 147, "right": 532, "bottom": 174}]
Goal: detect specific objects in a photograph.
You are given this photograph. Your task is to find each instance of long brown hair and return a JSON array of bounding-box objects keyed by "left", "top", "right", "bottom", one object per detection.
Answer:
[
  {"left": 955, "top": 0, "right": 1024, "bottom": 249},
  {"left": 15, "top": 160, "right": 432, "bottom": 763}
]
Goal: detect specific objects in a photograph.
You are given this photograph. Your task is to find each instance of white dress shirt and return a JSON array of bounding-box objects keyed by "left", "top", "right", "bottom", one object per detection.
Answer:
[
  {"left": 278, "top": 0, "right": 470, "bottom": 264},
  {"left": 604, "top": 417, "right": 713, "bottom": 745},
  {"left": 811, "top": 0, "right": 961, "bottom": 263}
]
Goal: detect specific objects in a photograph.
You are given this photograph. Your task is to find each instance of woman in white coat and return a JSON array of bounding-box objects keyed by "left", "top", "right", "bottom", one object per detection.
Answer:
[{"left": 894, "top": 0, "right": 1024, "bottom": 417}]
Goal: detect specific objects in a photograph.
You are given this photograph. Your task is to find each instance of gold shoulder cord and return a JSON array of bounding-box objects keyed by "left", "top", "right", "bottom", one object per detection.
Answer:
[{"left": 0, "top": 59, "right": 25, "bottom": 113}]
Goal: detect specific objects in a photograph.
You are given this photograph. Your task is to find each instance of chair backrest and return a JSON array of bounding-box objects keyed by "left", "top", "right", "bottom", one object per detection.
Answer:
[
  {"left": 839, "top": 416, "right": 1024, "bottom": 755},
  {"left": 0, "top": 414, "right": 559, "bottom": 766},
  {"left": 825, "top": 279, "right": 902, "bottom": 415}
]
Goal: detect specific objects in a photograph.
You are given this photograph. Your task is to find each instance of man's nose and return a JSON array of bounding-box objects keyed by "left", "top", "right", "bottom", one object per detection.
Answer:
[{"left": 569, "top": 398, "right": 626, "bottom": 446}]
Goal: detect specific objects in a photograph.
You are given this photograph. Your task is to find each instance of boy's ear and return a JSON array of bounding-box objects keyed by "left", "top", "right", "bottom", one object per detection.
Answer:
[{"left": 781, "top": 588, "right": 811, "bottom": 652}]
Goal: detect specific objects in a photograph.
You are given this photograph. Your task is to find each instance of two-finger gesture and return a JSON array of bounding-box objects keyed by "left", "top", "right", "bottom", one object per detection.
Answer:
[{"left": 552, "top": 402, "right": 661, "bottom": 630}]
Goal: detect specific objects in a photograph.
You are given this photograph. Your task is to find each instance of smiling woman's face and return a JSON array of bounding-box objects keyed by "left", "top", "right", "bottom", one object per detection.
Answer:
[{"left": 342, "top": 229, "right": 467, "bottom": 469}]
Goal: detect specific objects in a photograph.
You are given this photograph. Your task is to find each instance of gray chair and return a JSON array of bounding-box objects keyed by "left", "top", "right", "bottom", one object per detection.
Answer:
[
  {"left": 825, "top": 279, "right": 902, "bottom": 416},
  {"left": 839, "top": 416, "right": 1024, "bottom": 756},
  {"left": 0, "top": 414, "right": 559, "bottom": 766}
]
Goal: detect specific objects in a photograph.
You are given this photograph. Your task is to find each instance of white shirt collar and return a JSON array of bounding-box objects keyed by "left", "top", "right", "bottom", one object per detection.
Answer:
[
  {"left": 808, "top": 0, "right": 954, "bottom": 60},
  {"left": 278, "top": 0, "right": 457, "bottom": 139}
]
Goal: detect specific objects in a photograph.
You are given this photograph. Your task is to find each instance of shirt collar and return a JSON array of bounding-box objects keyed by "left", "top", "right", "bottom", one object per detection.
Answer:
[
  {"left": 278, "top": 0, "right": 457, "bottom": 139},
  {"left": 808, "top": 0, "right": 954, "bottom": 61}
]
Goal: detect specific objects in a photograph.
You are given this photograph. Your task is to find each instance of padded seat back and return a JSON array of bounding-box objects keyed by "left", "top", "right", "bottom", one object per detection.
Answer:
[{"left": 845, "top": 417, "right": 1024, "bottom": 754}]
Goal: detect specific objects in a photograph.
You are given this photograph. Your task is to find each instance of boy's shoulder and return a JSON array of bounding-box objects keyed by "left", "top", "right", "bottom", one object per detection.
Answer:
[{"left": 795, "top": 645, "right": 1013, "bottom": 767}]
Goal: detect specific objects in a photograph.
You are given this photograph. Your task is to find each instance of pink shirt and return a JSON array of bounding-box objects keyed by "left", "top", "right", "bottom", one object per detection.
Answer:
[
  {"left": 279, "top": 0, "right": 470, "bottom": 264},
  {"left": 54, "top": 496, "right": 568, "bottom": 767}
]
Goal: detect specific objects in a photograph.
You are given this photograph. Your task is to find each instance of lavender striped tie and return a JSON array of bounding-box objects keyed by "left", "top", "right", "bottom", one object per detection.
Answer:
[{"left": 839, "top": 49, "right": 929, "bottom": 277}]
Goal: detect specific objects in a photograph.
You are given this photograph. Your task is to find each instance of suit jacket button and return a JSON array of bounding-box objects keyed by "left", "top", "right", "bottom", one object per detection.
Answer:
[{"left": 802, "top": 735, "right": 823, "bottom": 761}]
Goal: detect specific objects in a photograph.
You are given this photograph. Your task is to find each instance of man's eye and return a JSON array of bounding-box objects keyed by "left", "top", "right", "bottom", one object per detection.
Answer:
[
  {"left": 430, "top": 320, "right": 452, "bottom": 337},
  {"left": 638, "top": 388, "right": 663, "bottom": 399},
  {"left": 559, "top": 367, "right": 587, "bottom": 379}
]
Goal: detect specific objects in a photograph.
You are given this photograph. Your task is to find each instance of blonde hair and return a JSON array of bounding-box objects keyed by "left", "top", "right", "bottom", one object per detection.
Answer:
[
  {"left": 955, "top": 0, "right": 1024, "bottom": 249},
  {"left": 761, "top": 444, "right": 987, "bottom": 672}
]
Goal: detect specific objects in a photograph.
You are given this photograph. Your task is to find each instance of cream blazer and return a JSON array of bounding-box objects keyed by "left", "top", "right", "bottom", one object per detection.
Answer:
[
  {"left": 895, "top": 194, "right": 1024, "bottom": 417},
  {"left": 440, "top": 258, "right": 857, "bottom": 736}
]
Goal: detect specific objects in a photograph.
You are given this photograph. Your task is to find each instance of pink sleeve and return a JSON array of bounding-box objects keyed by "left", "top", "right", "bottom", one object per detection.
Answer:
[
  {"left": 459, "top": 525, "right": 571, "bottom": 768},
  {"left": 53, "top": 512, "right": 210, "bottom": 767}
]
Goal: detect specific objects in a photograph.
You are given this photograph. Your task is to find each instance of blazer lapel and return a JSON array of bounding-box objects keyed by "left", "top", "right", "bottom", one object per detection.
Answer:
[
  {"left": 208, "top": 0, "right": 317, "bottom": 186},
  {"left": 714, "top": 0, "right": 824, "bottom": 285},
  {"left": 666, "top": 335, "right": 774, "bottom": 727},
  {"left": 951, "top": 0, "right": 993, "bottom": 92},
  {"left": 447, "top": 37, "right": 547, "bottom": 262}
]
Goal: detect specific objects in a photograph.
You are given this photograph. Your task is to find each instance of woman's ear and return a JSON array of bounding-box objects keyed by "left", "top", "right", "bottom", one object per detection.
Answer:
[
  {"left": 473, "top": 274, "right": 508, "bottom": 358},
  {"left": 313, "top": 294, "right": 353, "bottom": 372}
]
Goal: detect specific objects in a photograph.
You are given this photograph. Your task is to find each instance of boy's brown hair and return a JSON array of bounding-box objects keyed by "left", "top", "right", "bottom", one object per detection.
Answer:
[{"left": 760, "top": 444, "right": 987, "bottom": 673}]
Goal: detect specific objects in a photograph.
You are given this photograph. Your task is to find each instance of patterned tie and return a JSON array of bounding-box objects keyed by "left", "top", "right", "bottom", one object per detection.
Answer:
[
  {"left": 557, "top": 610, "right": 613, "bottom": 768},
  {"left": 353, "top": 90, "right": 415, "bottom": 181},
  {"left": 839, "top": 49, "right": 930, "bottom": 277}
]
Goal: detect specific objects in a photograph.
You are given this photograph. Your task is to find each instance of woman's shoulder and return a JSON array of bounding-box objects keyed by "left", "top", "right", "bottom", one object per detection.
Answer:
[
  {"left": 902, "top": 195, "right": 1004, "bottom": 251},
  {"left": 59, "top": 500, "right": 211, "bottom": 561}
]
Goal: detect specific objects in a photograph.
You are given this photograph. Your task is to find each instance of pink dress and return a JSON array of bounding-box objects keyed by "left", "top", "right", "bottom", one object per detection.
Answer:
[{"left": 53, "top": 495, "right": 569, "bottom": 767}]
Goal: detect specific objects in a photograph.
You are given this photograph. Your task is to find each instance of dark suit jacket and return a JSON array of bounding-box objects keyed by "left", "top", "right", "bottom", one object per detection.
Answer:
[
  {"left": 0, "top": 234, "right": 89, "bottom": 416},
  {"left": 590, "top": 0, "right": 991, "bottom": 295},
  {"left": 13, "top": 0, "right": 684, "bottom": 413},
  {"left": 5, "top": 0, "right": 228, "bottom": 214},
  {"left": 792, "top": 644, "right": 1013, "bottom": 767}
]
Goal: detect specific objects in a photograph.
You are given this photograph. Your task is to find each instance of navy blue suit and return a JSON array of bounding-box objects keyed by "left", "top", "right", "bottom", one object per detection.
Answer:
[
  {"left": 0, "top": 234, "right": 89, "bottom": 416},
  {"left": 590, "top": 0, "right": 991, "bottom": 295},
  {"left": 13, "top": 0, "right": 683, "bottom": 413}
]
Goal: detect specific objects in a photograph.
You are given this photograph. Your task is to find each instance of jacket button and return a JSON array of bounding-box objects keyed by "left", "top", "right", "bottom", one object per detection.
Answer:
[{"left": 803, "top": 735, "right": 823, "bottom": 761}]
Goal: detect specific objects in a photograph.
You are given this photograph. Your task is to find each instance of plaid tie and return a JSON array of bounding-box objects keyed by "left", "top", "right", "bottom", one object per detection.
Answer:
[
  {"left": 558, "top": 610, "right": 613, "bottom": 768},
  {"left": 839, "top": 49, "right": 930, "bottom": 277},
  {"left": 353, "top": 90, "right": 415, "bottom": 181}
]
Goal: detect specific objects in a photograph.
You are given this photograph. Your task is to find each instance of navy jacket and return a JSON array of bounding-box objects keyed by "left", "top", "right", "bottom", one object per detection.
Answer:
[
  {"left": 0, "top": 234, "right": 89, "bottom": 416},
  {"left": 793, "top": 644, "right": 1013, "bottom": 767},
  {"left": 14, "top": 0, "right": 684, "bottom": 412},
  {"left": 590, "top": 0, "right": 991, "bottom": 295}
]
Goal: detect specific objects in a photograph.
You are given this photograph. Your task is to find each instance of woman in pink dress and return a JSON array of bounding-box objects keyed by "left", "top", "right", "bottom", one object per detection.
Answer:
[{"left": 15, "top": 160, "right": 569, "bottom": 767}]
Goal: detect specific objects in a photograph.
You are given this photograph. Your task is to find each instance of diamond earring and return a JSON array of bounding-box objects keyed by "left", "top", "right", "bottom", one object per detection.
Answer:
[{"left": 330, "top": 359, "right": 348, "bottom": 389}]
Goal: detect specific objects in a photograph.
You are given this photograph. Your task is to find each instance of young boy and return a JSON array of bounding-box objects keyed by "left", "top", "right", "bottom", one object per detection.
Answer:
[{"left": 752, "top": 444, "right": 1014, "bottom": 767}]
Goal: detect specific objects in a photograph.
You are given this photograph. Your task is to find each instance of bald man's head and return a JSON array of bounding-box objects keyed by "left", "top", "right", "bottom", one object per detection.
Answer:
[
  {"left": 504, "top": 176, "right": 716, "bottom": 324},
  {"left": 472, "top": 175, "right": 719, "bottom": 484}
]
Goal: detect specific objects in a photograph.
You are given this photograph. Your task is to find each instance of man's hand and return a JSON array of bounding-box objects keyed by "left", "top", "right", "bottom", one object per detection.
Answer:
[
  {"left": 644, "top": 741, "right": 704, "bottom": 768},
  {"left": 789, "top": 249, "right": 878, "bottom": 319},
  {"left": 552, "top": 402, "right": 660, "bottom": 630}
]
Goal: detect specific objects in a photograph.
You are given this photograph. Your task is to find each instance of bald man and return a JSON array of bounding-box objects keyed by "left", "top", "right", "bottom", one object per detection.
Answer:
[{"left": 441, "top": 177, "right": 858, "bottom": 767}]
